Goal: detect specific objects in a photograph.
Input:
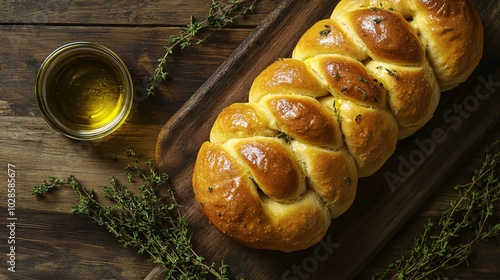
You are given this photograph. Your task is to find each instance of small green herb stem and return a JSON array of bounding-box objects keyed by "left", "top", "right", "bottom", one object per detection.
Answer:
[
  {"left": 33, "top": 158, "right": 233, "bottom": 279},
  {"left": 147, "top": 0, "right": 258, "bottom": 97},
  {"left": 374, "top": 140, "right": 499, "bottom": 280}
]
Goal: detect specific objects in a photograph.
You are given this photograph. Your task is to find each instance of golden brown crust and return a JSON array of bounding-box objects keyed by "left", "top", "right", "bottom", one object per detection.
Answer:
[
  {"left": 259, "top": 190, "right": 330, "bottom": 251},
  {"left": 191, "top": 0, "right": 483, "bottom": 252},
  {"left": 318, "top": 97, "right": 399, "bottom": 177},
  {"left": 339, "top": 100, "right": 399, "bottom": 177},
  {"left": 292, "top": 19, "right": 369, "bottom": 62},
  {"left": 412, "top": 0, "right": 483, "bottom": 91},
  {"left": 193, "top": 142, "right": 269, "bottom": 240},
  {"left": 193, "top": 141, "right": 332, "bottom": 252},
  {"left": 366, "top": 60, "right": 440, "bottom": 138},
  {"left": 344, "top": 8, "right": 424, "bottom": 66},
  {"left": 249, "top": 58, "right": 328, "bottom": 103},
  {"left": 228, "top": 137, "right": 305, "bottom": 202},
  {"left": 306, "top": 54, "right": 387, "bottom": 108},
  {"left": 292, "top": 142, "right": 358, "bottom": 218},
  {"left": 260, "top": 94, "right": 343, "bottom": 148},
  {"left": 210, "top": 103, "right": 276, "bottom": 143},
  {"left": 330, "top": 0, "right": 483, "bottom": 91}
]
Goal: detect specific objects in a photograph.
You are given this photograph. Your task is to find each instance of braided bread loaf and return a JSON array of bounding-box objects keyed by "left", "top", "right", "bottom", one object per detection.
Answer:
[{"left": 192, "top": 0, "right": 483, "bottom": 252}]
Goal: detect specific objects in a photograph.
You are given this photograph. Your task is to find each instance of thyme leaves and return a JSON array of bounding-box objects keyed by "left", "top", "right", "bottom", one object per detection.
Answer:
[
  {"left": 33, "top": 158, "right": 240, "bottom": 279},
  {"left": 374, "top": 140, "right": 500, "bottom": 280},
  {"left": 319, "top": 24, "right": 332, "bottom": 36},
  {"left": 147, "top": 0, "right": 259, "bottom": 97}
]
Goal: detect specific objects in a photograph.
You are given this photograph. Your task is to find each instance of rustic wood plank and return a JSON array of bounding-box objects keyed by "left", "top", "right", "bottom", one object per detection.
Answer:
[
  {"left": 15, "top": 209, "right": 155, "bottom": 279},
  {"left": 0, "top": 0, "right": 498, "bottom": 279},
  {"left": 0, "top": 116, "right": 157, "bottom": 279},
  {"left": 0, "top": 0, "right": 276, "bottom": 26},
  {"left": 0, "top": 1, "right": 280, "bottom": 279},
  {"left": 0, "top": 3, "right": 265, "bottom": 278},
  {"left": 0, "top": 25, "right": 252, "bottom": 118},
  {"left": 358, "top": 126, "right": 500, "bottom": 279}
]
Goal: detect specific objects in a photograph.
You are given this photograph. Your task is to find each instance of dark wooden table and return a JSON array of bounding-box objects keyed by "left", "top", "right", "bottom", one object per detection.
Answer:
[{"left": 0, "top": 1, "right": 498, "bottom": 279}]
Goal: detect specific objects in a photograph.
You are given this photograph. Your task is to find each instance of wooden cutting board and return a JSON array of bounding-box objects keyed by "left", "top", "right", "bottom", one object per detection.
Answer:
[{"left": 155, "top": 0, "right": 500, "bottom": 279}]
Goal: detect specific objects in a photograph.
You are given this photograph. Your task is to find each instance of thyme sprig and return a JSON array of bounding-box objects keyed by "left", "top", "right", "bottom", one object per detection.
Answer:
[
  {"left": 374, "top": 140, "right": 500, "bottom": 280},
  {"left": 147, "top": 0, "right": 258, "bottom": 97},
  {"left": 33, "top": 158, "right": 239, "bottom": 279}
]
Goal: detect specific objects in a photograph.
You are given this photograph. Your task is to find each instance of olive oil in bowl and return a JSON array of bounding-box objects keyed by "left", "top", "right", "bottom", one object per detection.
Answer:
[{"left": 35, "top": 42, "right": 133, "bottom": 140}]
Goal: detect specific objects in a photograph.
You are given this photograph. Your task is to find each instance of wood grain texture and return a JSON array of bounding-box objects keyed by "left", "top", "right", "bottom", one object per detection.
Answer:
[
  {"left": 0, "top": 25, "right": 252, "bottom": 118},
  {"left": 156, "top": 0, "right": 500, "bottom": 279},
  {"left": 359, "top": 125, "right": 500, "bottom": 279},
  {"left": 0, "top": 1, "right": 277, "bottom": 279},
  {"left": 0, "top": 0, "right": 498, "bottom": 279},
  {"left": 0, "top": 0, "right": 276, "bottom": 26}
]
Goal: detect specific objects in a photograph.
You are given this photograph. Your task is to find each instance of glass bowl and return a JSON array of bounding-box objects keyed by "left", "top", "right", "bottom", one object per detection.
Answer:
[{"left": 35, "top": 42, "right": 134, "bottom": 140}]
